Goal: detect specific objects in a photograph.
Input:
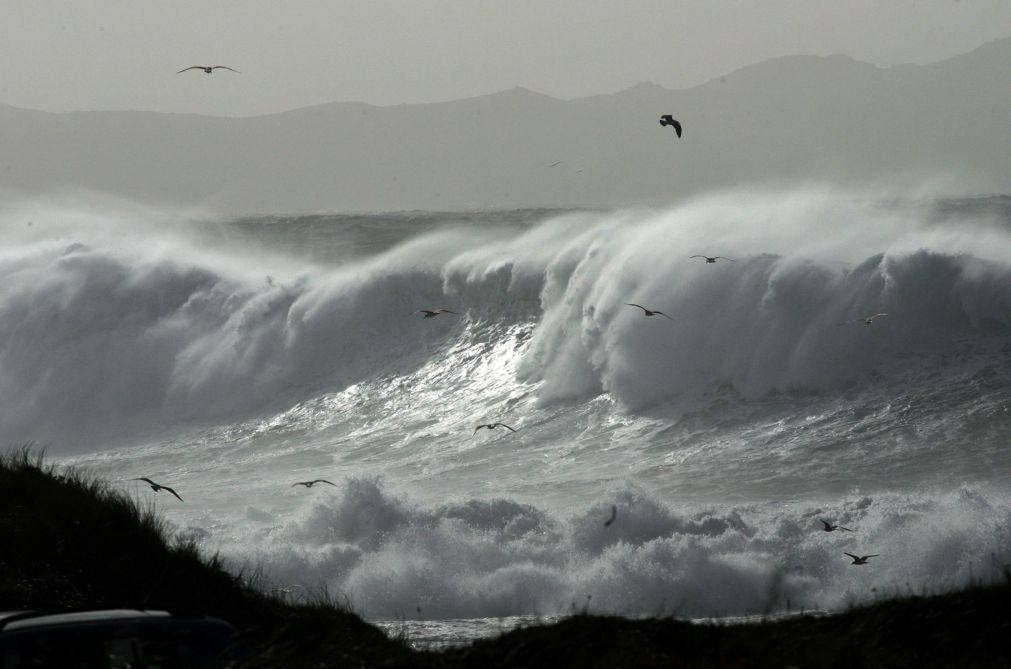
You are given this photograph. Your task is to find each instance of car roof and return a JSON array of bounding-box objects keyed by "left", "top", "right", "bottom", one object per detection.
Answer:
[
  {"left": 0, "top": 611, "right": 31, "bottom": 624},
  {"left": 0, "top": 609, "right": 172, "bottom": 631}
]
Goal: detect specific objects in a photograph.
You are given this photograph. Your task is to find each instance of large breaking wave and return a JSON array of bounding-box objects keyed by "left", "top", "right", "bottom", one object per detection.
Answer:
[
  {"left": 2, "top": 189, "right": 1008, "bottom": 451},
  {"left": 4, "top": 188, "right": 1010, "bottom": 621}
]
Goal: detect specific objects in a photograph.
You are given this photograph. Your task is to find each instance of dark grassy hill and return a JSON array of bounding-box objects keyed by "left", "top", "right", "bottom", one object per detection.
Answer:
[
  {"left": 0, "top": 448, "right": 414, "bottom": 667},
  {"left": 2, "top": 448, "right": 1008, "bottom": 668},
  {"left": 431, "top": 581, "right": 1010, "bottom": 668}
]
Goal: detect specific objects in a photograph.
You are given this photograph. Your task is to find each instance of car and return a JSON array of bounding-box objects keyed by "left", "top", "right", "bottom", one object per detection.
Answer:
[{"left": 0, "top": 608, "right": 237, "bottom": 668}]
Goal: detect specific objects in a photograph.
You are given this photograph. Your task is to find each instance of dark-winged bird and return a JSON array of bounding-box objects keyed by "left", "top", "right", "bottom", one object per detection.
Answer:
[
  {"left": 474, "top": 422, "right": 517, "bottom": 435},
  {"left": 838, "top": 313, "right": 888, "bottom": 326},
  {"left": 659, "top": 115, "right": 682, "bottom": 138},
  {"left": 291, "top": 479, "right": 337, "bottom": 488},
  {"left": 177, "top": 65, "right": 240, "bottom": 74},
  {"left": 412, "top": 309, "right": 460, "bottom": 318},
  {"left": 132, "top": 478, "right": 183, "bottom": 502},
  {"left": 604, "top": 505, "right": 618, "bottom": 527},
  {"left": 626, "top": 303, "right": 673, "bottom": 320},
  {"left": 844, "top": 553, "right": 878, "bottom": 565},
  {"left": 690, "top": 255, "right": 735, "bottom": 264},
  {"left": 820, "top": 519, "right": 854, "bottom": 532}
]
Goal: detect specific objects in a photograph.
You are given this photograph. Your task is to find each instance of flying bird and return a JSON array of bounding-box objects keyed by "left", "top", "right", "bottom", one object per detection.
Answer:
[
  {"left": 626, "top": 303, "right": 673, "bottom": 320},
  {"left": 412, "top": 309, "right": 460, "bottom": 318},
  {"left": 844, "top": 553, "right": 878, "bottom": 565},
  {"left": 548, "top": 161, "right": 563, "bottom": 168},
  {"left": 690, "top": 255, "right": 735, "bottom": 264},
  {"left": 177, "top": 65, "right": 240, "bottom": 74},
  {"left": 132, "top": 478, "right": 183, "bottom": 502},
  {"left": 473, "top": 422, "right": 517, "bottom": 435},
  {"left": 291, "top": 479, "right": 337, "bottom": 488},
  {"left": 659, "top": 115, "right": 682, "bottom": 138},
  {"left": 820, "top": 519, "right": 854, "bottom": 533},
  {"left": 604, "top": 505, "right": 618, "bottom": 527},
  {"left": 838, "top": 313, "right": 888, "bottom": 326}
]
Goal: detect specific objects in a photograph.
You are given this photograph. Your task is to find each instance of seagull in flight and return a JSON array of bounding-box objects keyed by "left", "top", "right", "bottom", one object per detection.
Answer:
[
  {"left": 548, "top": 161, "right": 563, "bottom": 167},
  {"left": 659, "top": 115, "right": 682, "bottom": 138},
  {"left": 838, "top": 313, "right": 888, "bottom": 326},
  {"left": 291, "top": 479, "right": 337, "bottom": 488},
  {"left": 412, "top": 309, "right": 460, "bottom": 318},
  {"left": 690, "top": 255, "right": 735, "bottom": 264},
  {"left": 132, "top": 478, "right": 183, "bottom": 502},
  {"left": 820, "top": 519, "right": 854, "bottom": 532},
  {"left": 844, "top": 553, "right": 878, "bottom": 565},
  {"left": 604, "top": 505, "right": 618, "bottom": 527},
  {"left": 473, "top": 422, "right": 517, "bottom": 435},
  {"left": 626, "top": 304, "right": 673, "bottom": 320},
  {"left": 177, "top": 65, "right": 240, "bottom": 74}
]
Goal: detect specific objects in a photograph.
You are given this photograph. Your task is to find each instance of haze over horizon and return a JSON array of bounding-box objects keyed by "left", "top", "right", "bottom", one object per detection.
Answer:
[
  {"left": 2, "top": 0, "right": 1009, "bottom": 117},
  {"left": 4, "top": 36, "right": 1009, "bottom": 214}
]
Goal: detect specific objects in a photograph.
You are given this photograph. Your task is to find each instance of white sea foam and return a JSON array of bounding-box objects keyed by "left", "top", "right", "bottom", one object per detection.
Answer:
[
  {"left": 6, "top": 187, "right": 1007, "bottom": 625},
  {"left": 244, "top": 478, "right": 1010, "bottom": 620},
  {"left": 2, "top": 189, "right": 1008, "bottom": 452}
]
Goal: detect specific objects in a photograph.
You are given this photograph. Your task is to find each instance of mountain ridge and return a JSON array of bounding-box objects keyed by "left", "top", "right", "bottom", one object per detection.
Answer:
[
  {"left": 1, "top": 38, "right": 1008, "bottom": 213},
  {"left": 4, "top": 37, "right": 1008, "bottom": 117}
]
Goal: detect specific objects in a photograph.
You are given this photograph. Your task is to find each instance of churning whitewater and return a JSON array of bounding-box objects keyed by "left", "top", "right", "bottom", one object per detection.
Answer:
[{"left": 2, "top": 188, "right": 1008, "bottom": 624}]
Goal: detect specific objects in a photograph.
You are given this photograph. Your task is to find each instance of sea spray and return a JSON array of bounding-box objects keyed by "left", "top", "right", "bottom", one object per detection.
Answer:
[
  {"left": 20, "top": 188, "right": 1008, "bottom": 625},
  {"left": 243, "top": 478, "right": 1011, "bottom": 620},
  {"left": 4, "top": 189, "right": 1008, "bottom": 451}
]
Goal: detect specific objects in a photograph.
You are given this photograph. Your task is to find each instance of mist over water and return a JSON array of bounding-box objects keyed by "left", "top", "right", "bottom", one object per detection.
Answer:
[{"left": 3, "top": 188, "right": 1008, "bottom": 622}]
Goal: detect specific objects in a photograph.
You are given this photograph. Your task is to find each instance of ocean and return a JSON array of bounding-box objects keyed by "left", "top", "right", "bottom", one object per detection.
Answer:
[{"left": 3, "top": 188, "right": 1008, "bottom": 646}]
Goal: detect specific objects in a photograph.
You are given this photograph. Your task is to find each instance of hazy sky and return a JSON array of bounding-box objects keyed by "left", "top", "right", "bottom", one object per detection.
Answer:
[{"left": 2, "top": 0, "right": 1009, "bottom": 116}]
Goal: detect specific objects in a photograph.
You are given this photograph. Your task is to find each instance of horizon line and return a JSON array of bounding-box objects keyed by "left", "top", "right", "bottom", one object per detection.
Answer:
[{"left": 1, "top": 35, "right": 1007, "bottom": 120}]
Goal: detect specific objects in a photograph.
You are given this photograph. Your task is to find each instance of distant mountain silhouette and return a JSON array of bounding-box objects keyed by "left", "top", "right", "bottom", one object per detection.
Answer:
[{"left": 1, "top": 39, "right": 1008, "bottom": 213}]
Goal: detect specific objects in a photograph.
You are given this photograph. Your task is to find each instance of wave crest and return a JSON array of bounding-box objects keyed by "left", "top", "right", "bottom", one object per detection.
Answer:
[{"left": 2, "top": 190, "right": 1008, "bottom": 450}]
